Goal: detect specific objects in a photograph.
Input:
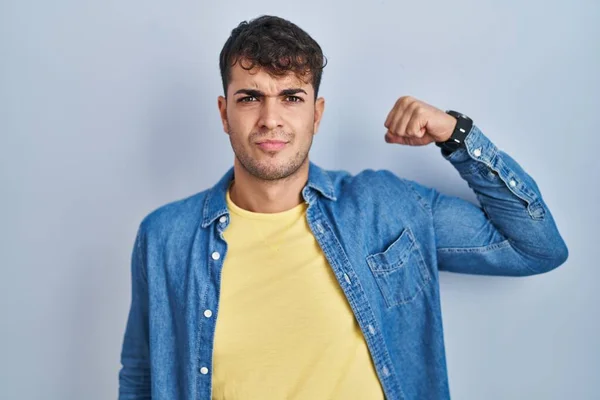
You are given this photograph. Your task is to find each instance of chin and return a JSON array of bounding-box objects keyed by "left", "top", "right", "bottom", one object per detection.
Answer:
[{"left": 248, "top": 160, "right": 302, "bottom": 181}]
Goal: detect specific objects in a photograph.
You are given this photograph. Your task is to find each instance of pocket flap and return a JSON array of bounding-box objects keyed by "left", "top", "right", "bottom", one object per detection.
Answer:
[{"left": 367, "top": 228, "right": 416, "bottom": 273}]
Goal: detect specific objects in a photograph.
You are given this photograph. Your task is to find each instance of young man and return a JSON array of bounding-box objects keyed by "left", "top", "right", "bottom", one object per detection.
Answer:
[{"left": 119, "top": 15, "right": 568, "bottom": 400}]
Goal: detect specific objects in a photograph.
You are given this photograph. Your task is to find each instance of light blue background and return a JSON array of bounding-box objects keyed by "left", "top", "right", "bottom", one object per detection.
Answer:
[{"left": 1, "top": 1, "right": 598, "bottom": 399}]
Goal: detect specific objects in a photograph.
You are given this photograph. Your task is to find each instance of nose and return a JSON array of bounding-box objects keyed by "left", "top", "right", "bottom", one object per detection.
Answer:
[{"left": 258, "top": 98, "right": 283, "bottom": 131}]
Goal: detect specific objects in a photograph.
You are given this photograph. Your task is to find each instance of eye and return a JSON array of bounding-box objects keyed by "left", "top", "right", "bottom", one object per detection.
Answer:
[
  {"left": 285, "top": 96, "right": 304, "bottom": 103},
  {"left": 238, "top": 96, "right": 258, "bottom": 103}
]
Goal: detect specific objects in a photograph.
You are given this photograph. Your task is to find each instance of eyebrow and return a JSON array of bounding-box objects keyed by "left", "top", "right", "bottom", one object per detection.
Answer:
[{"left": 233, "top": 88, "right": 308, "bottom": 97}]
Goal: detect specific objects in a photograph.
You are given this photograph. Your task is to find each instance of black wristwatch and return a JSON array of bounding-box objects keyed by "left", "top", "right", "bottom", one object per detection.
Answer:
[{"left": 435, "top": 110, "right": 473, "bottom": 154}]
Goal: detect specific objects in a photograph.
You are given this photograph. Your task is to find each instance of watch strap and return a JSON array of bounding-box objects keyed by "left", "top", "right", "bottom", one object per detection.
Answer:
[{"left": 435, "top": 110, "right": 473, "bottom": 153}]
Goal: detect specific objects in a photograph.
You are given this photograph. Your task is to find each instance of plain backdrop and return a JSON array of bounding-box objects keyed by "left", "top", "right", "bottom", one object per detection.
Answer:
[{"left": 1, "top": 0, "right": 598, "bottom": 399}]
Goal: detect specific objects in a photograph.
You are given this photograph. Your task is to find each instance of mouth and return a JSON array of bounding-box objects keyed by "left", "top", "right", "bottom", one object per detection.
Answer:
[{"left": 255, "top": 140, "right": 289, "bottom": 152}]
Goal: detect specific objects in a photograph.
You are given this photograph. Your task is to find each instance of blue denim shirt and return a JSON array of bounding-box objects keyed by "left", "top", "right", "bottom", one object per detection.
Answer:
[{"left": 119, "top": 125, "right": 568, "bottom": 400}]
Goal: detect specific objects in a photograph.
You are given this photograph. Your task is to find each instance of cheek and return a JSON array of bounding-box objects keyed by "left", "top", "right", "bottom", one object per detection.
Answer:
[
  {"left": 227, "top": 111, "right": 255, "bottom": 134},
  {"left": 292, "top": 109, "right": 316, "bottom": 132}
]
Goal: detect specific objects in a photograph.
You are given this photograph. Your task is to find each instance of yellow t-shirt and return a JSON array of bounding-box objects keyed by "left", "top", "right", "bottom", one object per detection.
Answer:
[{"left": 211, "top": 188, "right": 384, "bottom": 400}]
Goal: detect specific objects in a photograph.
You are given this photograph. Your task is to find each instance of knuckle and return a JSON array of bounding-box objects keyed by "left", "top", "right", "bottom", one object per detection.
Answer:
[
  {"left": 398, "top": 96, "right": 412, "bottom": 107},
  {"left": 409, "top": 101, "right": 421, "bottom": 114}
]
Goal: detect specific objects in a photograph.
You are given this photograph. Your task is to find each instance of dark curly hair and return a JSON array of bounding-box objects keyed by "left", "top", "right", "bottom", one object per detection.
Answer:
[{"left": 219, "top": 15, "right": 327, "bottom": 99}]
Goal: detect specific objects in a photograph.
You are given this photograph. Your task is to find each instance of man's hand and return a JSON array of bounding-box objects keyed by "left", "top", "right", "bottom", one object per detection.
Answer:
[{"left": 384, "top": 96, "right": 458, "bottom": 146}]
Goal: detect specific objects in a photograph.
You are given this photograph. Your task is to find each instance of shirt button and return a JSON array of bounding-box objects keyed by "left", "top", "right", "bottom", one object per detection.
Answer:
[
  {"left": 219, "top": 216, "right": 227, "bottom": 224},
  {"left": 509, "top": 180, "right": 517, "bottom": 187},
  {"left": 204, "top": 310, "right": 213, "bottom": 318},
  {"left": 200, "top": 367, "right": 209, "bottom": 375},
  {"left": 211, "top": 252, "right": 220, "bottom": 260},
  {"left": 343, "top": 273, "right": 351, "bottom": 285},
  {"left": 473, "top": 148, "right": 482, "bottom": 158},
  {"left": 315, "top": 222, "right": 324, "bottom": 234}
]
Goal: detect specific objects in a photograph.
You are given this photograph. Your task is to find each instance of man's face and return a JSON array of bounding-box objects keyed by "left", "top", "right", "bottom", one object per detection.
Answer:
[{"left": 218, "top": 63, "right": 325, "bottom": 181}]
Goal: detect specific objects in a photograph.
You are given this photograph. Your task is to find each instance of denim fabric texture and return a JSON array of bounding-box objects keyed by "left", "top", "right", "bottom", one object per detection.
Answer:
[{"left": 119, "top": 125, "right": 568, "bottom": 399}]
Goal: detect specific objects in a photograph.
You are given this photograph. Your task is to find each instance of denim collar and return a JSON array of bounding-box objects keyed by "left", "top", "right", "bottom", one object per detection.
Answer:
[{"left": 201, "top": 161, "right": 336, "bottom": 228}]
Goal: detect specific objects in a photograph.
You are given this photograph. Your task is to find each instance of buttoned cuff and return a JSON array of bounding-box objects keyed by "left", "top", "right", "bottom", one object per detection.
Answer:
[
  {"left": 441, "top": 125, "right": 496, "bottom": 166},
  {"left": 440, "top": 124, "right": 546, "bottom": 220}
]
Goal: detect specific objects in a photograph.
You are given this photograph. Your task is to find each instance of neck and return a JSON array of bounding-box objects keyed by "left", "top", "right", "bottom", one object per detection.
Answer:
[{"left": 229, "top": 159, "right": 309, "bottom": 213}]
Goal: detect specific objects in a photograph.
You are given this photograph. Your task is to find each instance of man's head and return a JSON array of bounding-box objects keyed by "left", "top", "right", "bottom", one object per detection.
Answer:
[{"left": 217, "top": 15, "right": 326, "bottom": 181}]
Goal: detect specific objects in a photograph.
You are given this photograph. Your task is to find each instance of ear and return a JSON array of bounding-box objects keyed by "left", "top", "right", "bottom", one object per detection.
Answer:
[
  {"left": 313, "top": 97, "right": 325, "bottom": 134},
  {"left": 218, "top": 96, "right": 229, "bottom": 134}
]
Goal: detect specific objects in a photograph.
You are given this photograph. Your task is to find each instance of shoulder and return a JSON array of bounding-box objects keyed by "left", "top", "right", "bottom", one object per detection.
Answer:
[
  {"left": 138, "top": 189, "right": 208, "bottom": 240},
  {"left": 327, "top": 167, "right": 433, "bottom": 212},
  {"left": 335, "top": 168, "right": 412, "bottom": 194}
]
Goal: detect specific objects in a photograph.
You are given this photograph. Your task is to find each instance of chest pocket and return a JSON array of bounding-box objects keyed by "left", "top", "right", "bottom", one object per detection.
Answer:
[{"left": 366, "top": 227, "right": 431, "bottom": 308}]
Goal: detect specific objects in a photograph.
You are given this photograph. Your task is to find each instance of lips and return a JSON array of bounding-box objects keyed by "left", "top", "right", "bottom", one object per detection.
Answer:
[{"left": 256, "top": 140, "right": 288, "bottom": 151}]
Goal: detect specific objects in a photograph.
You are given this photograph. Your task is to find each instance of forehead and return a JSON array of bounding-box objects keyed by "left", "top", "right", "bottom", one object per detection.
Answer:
[{"left": 228, "top": 62, "right": 313, "bottom": 95}]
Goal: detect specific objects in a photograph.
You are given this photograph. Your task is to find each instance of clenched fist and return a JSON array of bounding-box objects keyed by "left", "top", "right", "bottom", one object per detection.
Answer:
[{"left": 384, "top": 96, "right": 458, "bottom": 146}]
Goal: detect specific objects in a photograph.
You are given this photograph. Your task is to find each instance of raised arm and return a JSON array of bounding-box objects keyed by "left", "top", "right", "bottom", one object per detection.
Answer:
[
  {"left": 384, "top": 96, "right": 568, "bottom": 276},
  {"left": 408, "top": 125, "right": 568, "bottom": 275}
]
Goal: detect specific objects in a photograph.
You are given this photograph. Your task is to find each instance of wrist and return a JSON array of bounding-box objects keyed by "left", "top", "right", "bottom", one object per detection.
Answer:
[
  {"left": 439, "top": 115, "right": 458, "bottom": 142},
  {"left": 435, "top": 110, "right": 473, "bottom": 154}
]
